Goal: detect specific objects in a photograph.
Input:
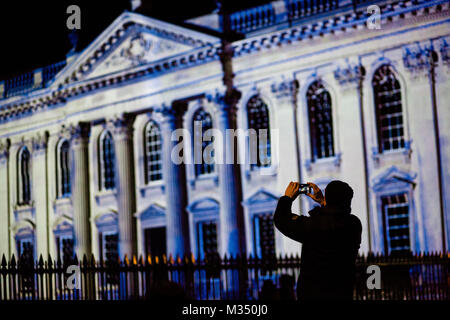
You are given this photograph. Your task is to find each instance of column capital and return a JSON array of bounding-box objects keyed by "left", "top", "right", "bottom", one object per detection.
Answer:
[
  {"left": 107, "top": 114, "right": 135, "bottom": 140},
  {"left": 57, "top": 124, "right": 72, "bottom": 141},
  {"left": 439, "top": 37, "right": 450, "bottom": 67},
  {"left": 206, "top": 88, "right": 241, "bottom": 114},
  {"left": 0, "top": 139, "right": 10, "bottom": 163},
  {"left": 333, "top": 62, "right": 365, "bottom": 88},
  {"left": 31, "top": 131, "right": 49, "bottom": 156},
  {"left": 402, "top": 42, "right": 438, "bottom": 79},
  {"left": 270, "top": 77, "right": 299, "bottom": 101},
  {"left": 69, "top": 122, "right": 91, "bottom": 145},
  {"left": 154, "top": 103, "right": 176, "bottom": 123}
]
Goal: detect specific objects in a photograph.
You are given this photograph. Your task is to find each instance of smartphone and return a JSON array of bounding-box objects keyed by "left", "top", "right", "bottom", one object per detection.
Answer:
[{"left": 299, "top": 184, "right": 312, "bottom": 194}]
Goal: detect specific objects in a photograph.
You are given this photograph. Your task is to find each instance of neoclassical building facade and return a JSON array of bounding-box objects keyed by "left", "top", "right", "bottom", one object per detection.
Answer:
[{"left": 0, "top": 0, "right": 449, "bottom": 263}]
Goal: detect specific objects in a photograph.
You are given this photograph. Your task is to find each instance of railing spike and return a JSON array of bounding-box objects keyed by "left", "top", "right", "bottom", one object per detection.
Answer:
[
  {"left": 38, "top": 254, "right": 44, "bottom": 267},
  {"left": 1, "top": 254, "right": 7, "bottom": 267},
  {"left": 10, "top": 254, "right": 16, "bottom": 267}
]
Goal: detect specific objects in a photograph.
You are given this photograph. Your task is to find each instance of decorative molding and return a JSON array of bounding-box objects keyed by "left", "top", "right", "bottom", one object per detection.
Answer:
[
  {"left": 402, "top": 42, "right": 438, "bottom": 78},
  {"left": 0, "top": 139, "right": 10, "bottom": 162},
  {"left": 371, "top": 165, "right": 417, "bottom": 193},
  {"left": 333, "top": 62, "right": 365, "bottom": 87},
  {"left": 242, "top": 188, "right": 279, "bottom": 207},
  {"left": 0, "top": 1, "right": 447, "bottom": 124},
  {"left": 57, "top": 124, "right": 72, "bottom": 141},
  {"left": 304, "top": 152, "right": 342, "bottom": 172},
  {"left": 31, "top": 131, "right": 49, "bottom": 156},
  {"left": 206, "top": 88, "right": 242, "bottom": 113},
  {"left": 372, "top": 140, "right": 412, "bottom": 164},
  {"left": 69, "top": 122, "right": 91, "bottom": 146},
  {"left": 186, "top": 197, "right": 220, "bottom": 215},
  {"left": 94, "top": 211, "right": 119, "bottom": 233},
  {"left": 107, "top": 113, "right": 136, "bottom": 140},
  {"left": 137, "top": 203, "right": 166, "bottom": 220},
  {"left": 270, "top": 77, "right": 299, "bottom": 101},
  {"left": 439, "top": 37, "right": 450, "bottom": 67}
]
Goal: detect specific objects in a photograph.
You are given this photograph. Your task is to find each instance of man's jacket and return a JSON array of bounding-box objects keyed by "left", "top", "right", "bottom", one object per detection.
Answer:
[{"left": 273, "top": 196, "right": 362, "bottom": 300}]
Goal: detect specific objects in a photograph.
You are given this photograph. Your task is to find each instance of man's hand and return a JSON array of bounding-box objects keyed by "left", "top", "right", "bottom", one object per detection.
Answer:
[
  {"left": 306, "top": 182, "right": 326, "bottom": 206},
  {"left": 284, "top": 181, "right": 301, "bottom": 200}
]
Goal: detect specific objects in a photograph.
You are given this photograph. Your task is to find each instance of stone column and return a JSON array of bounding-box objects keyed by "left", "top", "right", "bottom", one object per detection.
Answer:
[
  {"left": 271, "top": 78, "right": 302, "bottom": 255},
  {"left": 70, "top": 122, "right": 92, "bottom": 258},
  {"left": 108, "top": 115, "right": 137, "bottom": 259},
  {"left": 334, "top": 62, "right": 371, "bottom": 253},
  {"left": 403, "top": 43, "right": 445, "bottom": 251},
  {"left": 158, "top": 104, "right": 190, "bottom": 258},
  {"left": 0, "top": 139, "right": 10, "bottom": 258},
  {"left": 210, "top": 90, "right": 246, "bottom": 257},
  {"left": 32, "top": 132, "right": 49, "bottom": 258},
  {"left": 435, "top": 37, "right": 450, "bottom": 251}
]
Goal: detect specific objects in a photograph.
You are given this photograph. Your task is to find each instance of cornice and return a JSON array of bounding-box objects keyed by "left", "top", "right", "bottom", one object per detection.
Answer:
[{"left": 0, "top": 0, "right": 447, "bottom": 125}]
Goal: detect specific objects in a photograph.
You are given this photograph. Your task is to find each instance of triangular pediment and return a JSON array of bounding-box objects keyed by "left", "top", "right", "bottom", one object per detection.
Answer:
[
  {"left": 138, "top": 203, "right": 166, "bottom": 220},
  {"left": 53, "top": 11, "right": 219, "bottom": 85},
  {"left": 243, "top": 189, "right": 279, "bottom": 206},
  {"left": 372, "top": 166, "right": 417, "bottom": 192}
]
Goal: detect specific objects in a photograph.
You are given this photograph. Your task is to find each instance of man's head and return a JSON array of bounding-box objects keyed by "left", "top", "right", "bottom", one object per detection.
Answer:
[{"left": 325, "top": 180, "right": 354, "bottom": 209}]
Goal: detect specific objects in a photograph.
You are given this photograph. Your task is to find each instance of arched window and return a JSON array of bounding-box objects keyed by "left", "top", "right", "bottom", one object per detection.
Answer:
[
  {"left": 306, "top": 81, "right": 335, "bottom": 160},
  {"left": 372, "top": 65, "right": 405, "bottom": 153},
  {"left": 144, "top": 120, "right": 163, "bottom": 183},
  {"left": 192, "top": 108, "right": 214, "bottom": 176},
  {"left": 247, "top": 95, "right": 271, "bottom": 168},
  {"left": 99, "top": 130, "right": 115, "bottom": 191},
  {"left": 17, "top": 146, "right": 31, "bottom": 205},
  {"left": 56, "top": 139, "right": 71, "bottom": 198}
]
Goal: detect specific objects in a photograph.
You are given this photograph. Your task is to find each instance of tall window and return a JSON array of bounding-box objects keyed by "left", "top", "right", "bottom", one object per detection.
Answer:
[
  {"left": 99, "top": 131, "right": 115, "bottom": 191},
  {"left": 56, "top": 140, "right": 71, "bottom": 198},
  {"left": 144, "top": 227, "right": 166, "bottom": 258},
  {"left": 99, "top": 232, "right": 119, "bottom": 284},
  {"left": 193, "top": 108, "right": 214, "bottom": 176},
  {"left": 306, "top": 81, "right": 335, "bottom": 160},
  {"left": 197, "top": 221, "right": 219, "bottom": 261},
  {"left": 247, "top": 95, "right": 271, "bottom": 168},
  {"left": 144, "top": 121, "right": 163, "bottom": 183},
  {"left": 17, "top": 146, "right": 31, "bottom": 205},
  {"left": 253, "top": 213, "right": 276, "bottom": 259},
  {"left": 56, "top": 236, "right": 74, "bottom": 264},
  {"left": 17, "top": 239, "right": 34, "bottom": 261},
  {"left": 381, "top": 193, "right": 411, "bottom": 254},
  {"left": 373, "top": 65, "right": 405, "bottom": 153}
]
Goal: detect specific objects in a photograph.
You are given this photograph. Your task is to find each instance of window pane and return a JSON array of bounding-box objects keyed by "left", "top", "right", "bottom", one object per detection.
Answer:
[
  {"left": 100, "top": 131, "right": 115, "bottom": 190},
  {"left": 59, "top": 140, "right": 71, "bottom": 197},
  {"left": 381, "top": 193, "right": 411, "bottom": 254},
  {"left": 373, "top": 65, "right": 404, "bottom": 153},
  {"left": 307, "top": 81, "right": 334, "bottom": 160},
  {"left": 197, "top": 221, "right": 219, "bottom": 261},
  {"left": 254, "top": 213, "right": 276, "bottom": 259},
  {"left": 247, "top": 96, "right": 271, "bottom": 168},
  {"left": 193, "top": 108, "right": 215, "bottom": 176},
  {"left": 19, "top": 147, "right": 31, "bottom": 204},
  {"left": 144, "top": 121, "right": 163, "bottom": 183}
]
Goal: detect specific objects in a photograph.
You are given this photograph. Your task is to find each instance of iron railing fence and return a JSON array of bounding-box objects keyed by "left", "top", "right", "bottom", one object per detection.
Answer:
[{"left": 0, "top": 252, "right": 448, "bottom": 300}]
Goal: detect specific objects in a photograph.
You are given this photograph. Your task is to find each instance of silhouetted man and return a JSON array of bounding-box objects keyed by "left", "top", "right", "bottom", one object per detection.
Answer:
[{"left": 274, "top": 181, "right": 362, "bottom": 300}]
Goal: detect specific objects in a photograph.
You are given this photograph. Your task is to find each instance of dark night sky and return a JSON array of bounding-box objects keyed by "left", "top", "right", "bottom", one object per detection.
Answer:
[{"left": 0, "top": 0, "right": 270, "bottom": 81}]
